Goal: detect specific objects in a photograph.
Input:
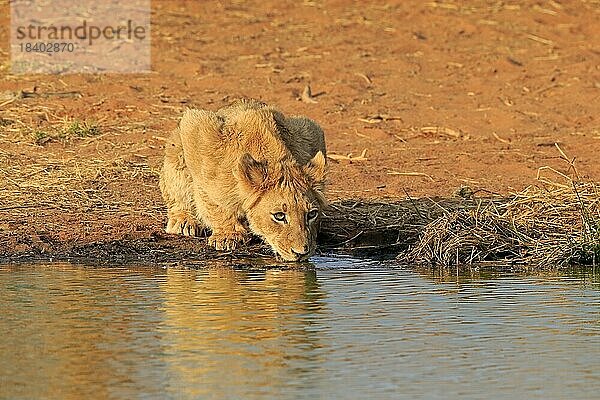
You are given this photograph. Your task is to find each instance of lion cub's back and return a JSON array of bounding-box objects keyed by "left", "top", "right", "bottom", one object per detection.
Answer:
[
  {"left": 174, "top": 99, "right": 326, "bottom": 170},
  {"left": 216, "top": 98, "right": 269, "bottom": 121},
  {"left": 215, "top": 99, "right": 326, "bottom": 166}
]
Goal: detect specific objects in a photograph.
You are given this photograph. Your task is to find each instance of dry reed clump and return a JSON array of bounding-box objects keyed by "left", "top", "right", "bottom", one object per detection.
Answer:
[{"left": 403, "top": 151, "right": 599, "bottom": 268}]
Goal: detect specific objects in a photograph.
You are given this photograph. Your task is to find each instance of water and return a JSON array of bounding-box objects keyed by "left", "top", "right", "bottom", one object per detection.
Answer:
[{"left": 1, "top": 258, "right": 599, "bottom": 400}]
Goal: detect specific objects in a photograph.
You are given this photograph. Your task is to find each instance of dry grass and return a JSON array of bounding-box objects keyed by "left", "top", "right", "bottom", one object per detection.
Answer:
[
  {"left": 402, "top": 147, "right": 599, "bottom": 268},
  {"left": 0, "top": 90, "right": 106, "bottom": 146},
  {"left": 21, "top": 117, "right": 100, "bottom": 145},
  {"left": 402, "top": 183, "right": 599, "bottom": 268},
  {"left": 0, "top": 149, "right": 162, "bottom": 224}
]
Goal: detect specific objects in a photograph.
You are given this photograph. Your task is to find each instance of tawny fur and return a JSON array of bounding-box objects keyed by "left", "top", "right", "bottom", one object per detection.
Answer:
[{"left": 159, "top": 99, "right": 327, "bottom": 261}]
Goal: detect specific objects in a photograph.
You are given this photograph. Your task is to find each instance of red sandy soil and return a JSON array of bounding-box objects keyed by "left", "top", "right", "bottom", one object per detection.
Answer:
[{"left": 0, "top": 0, "right": 598, "bottom": 260}]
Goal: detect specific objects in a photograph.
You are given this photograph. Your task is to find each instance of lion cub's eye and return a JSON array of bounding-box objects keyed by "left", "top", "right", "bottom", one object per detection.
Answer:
[
  {"left": 307, "top": 209, "right": 319, "bottom": 221},
  {"left": 272, "top": 212, "right": 287, "bottom": 223}
]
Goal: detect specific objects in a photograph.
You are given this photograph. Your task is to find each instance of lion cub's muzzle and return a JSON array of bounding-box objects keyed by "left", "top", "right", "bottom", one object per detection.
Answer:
[
  {"left": 275, "top": 243, "right": 314, "bottom": 262},
  {"left": 290, "top": 245, "right": 311, "bottom": 261}
]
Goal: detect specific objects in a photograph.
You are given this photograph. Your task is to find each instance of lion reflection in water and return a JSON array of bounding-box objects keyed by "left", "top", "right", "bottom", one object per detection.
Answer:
[{"left": 159, "top": 267, "right": 326, "bottom": 396}]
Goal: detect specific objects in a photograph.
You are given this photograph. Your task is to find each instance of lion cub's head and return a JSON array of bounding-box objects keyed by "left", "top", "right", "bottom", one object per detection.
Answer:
[{"left": 236, "top": 152, "right": 327, "bottom": 261}]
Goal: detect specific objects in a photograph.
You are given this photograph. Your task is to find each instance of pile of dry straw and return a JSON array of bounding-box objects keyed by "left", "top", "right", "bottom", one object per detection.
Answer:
[{"left": 402, "top": 147, "right": 599, "bottom": 269}]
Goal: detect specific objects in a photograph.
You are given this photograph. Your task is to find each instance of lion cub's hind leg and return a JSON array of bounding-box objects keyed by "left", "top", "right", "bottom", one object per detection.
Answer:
[{"left": 159, "top": 130, "right": 204, "bottom": 237}]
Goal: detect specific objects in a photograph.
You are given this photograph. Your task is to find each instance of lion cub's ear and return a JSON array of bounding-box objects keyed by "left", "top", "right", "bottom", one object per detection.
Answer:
[
  {"left": 303, "top": 151, "right": 327, "bottom": 185},
  {"left": 237, "top": 153, "right": 268, "bottom": 189}
]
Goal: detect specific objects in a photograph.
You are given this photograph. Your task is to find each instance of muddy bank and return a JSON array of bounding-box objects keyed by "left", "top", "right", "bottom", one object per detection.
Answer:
[
  {"left": 2, "top": 186, "right": 597, "bottom": 270},
  {"left": 0, "top": 198, "right": 466, "bottom": 265}
]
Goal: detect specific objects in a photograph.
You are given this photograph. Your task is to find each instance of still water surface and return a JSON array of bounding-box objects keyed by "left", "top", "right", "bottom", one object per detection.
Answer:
[{"left": 1, "top": 258, "right": 599, "bottom": 400}]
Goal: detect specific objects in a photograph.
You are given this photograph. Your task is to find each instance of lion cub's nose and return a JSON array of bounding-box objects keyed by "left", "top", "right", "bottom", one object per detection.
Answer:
[
  {"left": 292, "top": 245, "right": 310, "bottom": 256},
  {"left": 291, "top": 246, "right": 310, "bottom": 258}
]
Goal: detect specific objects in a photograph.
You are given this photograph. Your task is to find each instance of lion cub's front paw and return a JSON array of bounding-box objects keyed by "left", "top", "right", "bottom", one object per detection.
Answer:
[
  {"left": 166, "top": 214, "right": 199, "bottom": 236},
  {"left": 208, "top": 232, "right": 249, "bottom": 251}
]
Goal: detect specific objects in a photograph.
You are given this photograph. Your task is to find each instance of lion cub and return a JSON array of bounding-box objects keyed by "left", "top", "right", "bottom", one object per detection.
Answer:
[{"left": 159, "top": 99, "right": 327, "bottom": 261}]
